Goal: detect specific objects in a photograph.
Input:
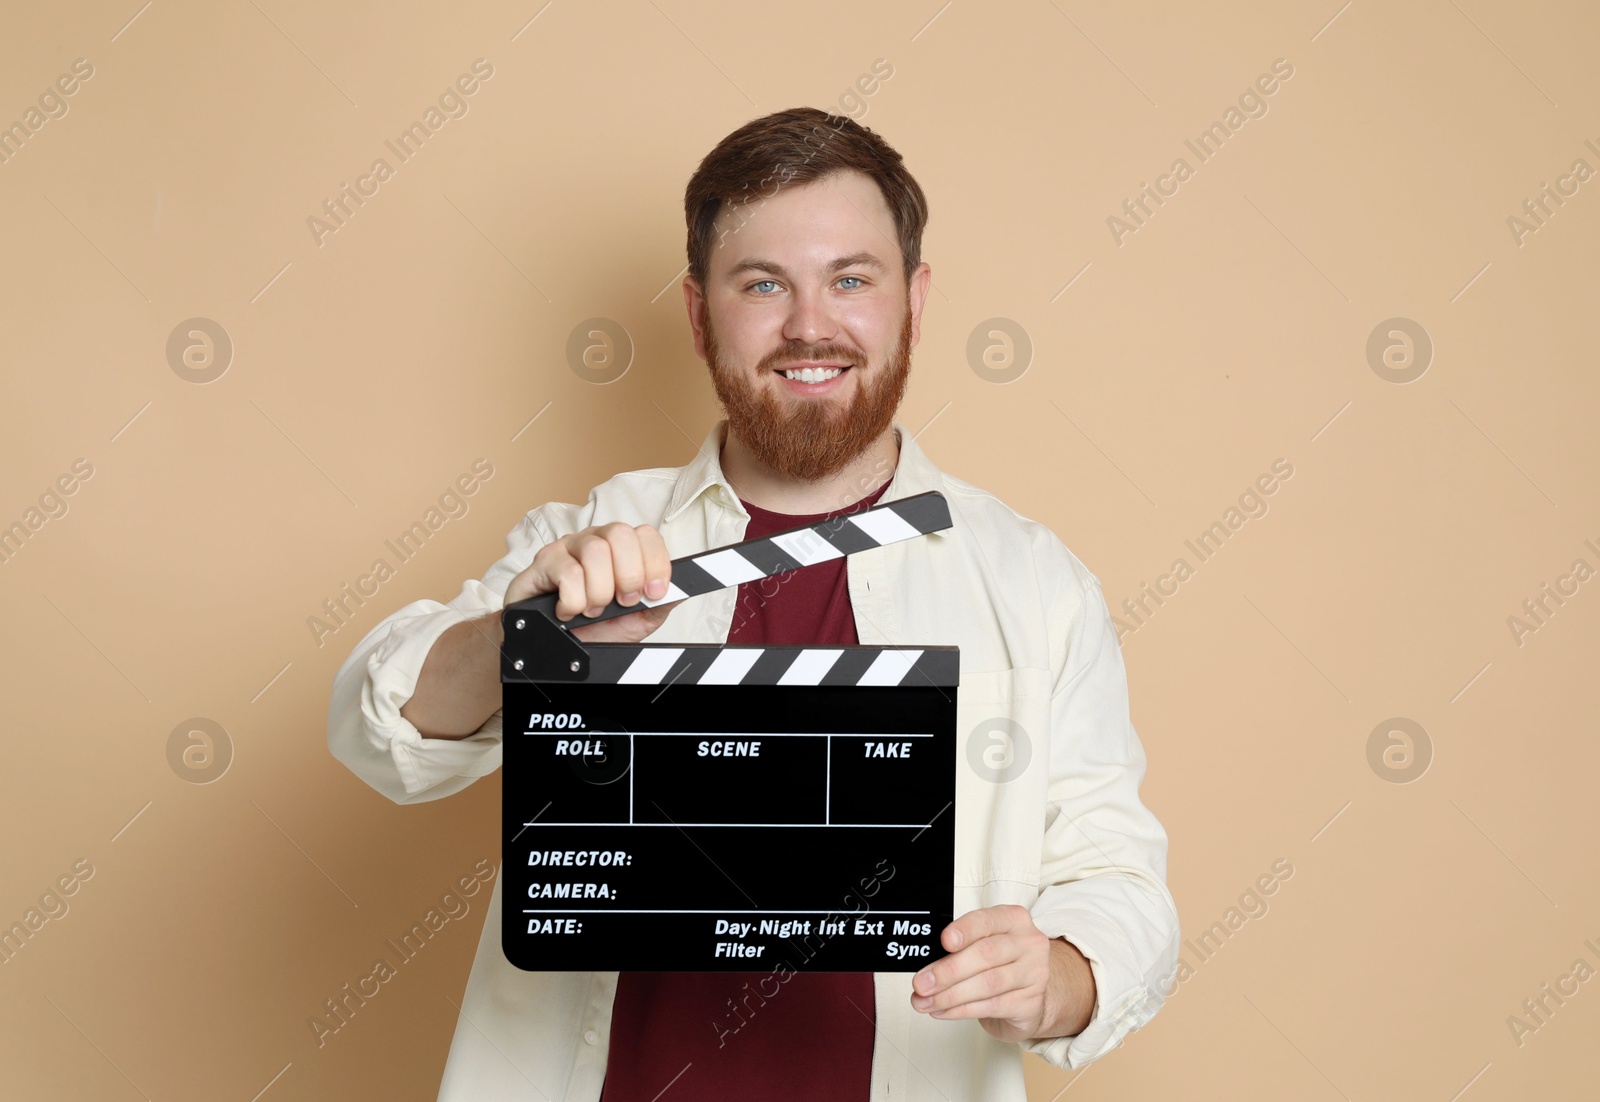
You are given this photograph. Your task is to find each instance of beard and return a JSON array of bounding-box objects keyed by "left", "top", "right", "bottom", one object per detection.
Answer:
[{"left": 702, "top": 299, "right": 913, "bottom": 483}]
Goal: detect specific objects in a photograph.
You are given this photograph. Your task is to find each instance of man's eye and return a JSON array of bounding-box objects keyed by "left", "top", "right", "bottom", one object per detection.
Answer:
[
  {"left": 751, "top": 279, "right": 779, "bottom": 294},
  {"left": 838, "top": 276, "right": 863, "bottom": 290}
]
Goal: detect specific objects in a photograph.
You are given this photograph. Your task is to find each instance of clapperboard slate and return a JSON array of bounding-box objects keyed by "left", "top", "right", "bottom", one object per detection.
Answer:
[{"left": 499, "top": 489, "right": 957, "bottom": 972}]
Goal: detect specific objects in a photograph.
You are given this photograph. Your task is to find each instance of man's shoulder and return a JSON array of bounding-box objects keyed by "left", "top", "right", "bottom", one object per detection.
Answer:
[
  {"left": 590, "top": 462, "right": 683, "bottom": 502},
  {"left": 521, "top": 460, "right": 686, "bottom": 537},
  {"left": 936, "top": 469, "right": 1101, "bottom": 595}
]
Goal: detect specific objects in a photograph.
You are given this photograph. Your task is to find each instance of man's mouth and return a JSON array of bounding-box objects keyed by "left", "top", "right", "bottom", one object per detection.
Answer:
[{"left": 773, "top": 362, "right": 853, "bottom": 385}]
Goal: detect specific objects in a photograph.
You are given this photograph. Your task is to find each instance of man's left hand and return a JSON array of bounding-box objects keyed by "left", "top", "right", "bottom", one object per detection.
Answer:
[{"left": 908, "top": 904, "right": 1096, "bottom": 1043}]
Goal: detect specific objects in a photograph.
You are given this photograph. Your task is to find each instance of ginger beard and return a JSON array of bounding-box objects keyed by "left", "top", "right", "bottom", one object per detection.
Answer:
[{"left": 701, "top": 298, "right": 913, "bottom": 483}]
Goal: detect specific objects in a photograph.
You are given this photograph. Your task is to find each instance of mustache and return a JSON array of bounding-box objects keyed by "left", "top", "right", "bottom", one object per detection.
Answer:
[{"left": 762, "top": 346, "right": 862, "bottom": 370}]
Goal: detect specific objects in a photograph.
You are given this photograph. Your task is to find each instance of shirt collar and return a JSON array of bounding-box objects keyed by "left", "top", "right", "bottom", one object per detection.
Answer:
[{"left": 663, "top": 418, "right": 950, "bottom": 538}]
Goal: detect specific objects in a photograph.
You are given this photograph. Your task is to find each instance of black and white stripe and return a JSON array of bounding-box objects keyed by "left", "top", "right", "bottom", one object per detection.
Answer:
[
  {"left": 586, "top": 644, "right": 957, "bottom": 687},
  {"left": 502, "top": 490, "right": 953, "bottom": 680},
  {"left": 631, "top": 489, "right": 950, "bottom": 610}
]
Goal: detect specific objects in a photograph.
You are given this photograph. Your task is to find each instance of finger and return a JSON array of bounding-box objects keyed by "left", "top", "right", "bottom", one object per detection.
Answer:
[
  {"left": 913, "top": 930, "right": 1023, "bottom": 997},
  {"left": 915, "top": 906, "right": 1033, "bottom": 995},
  {"left": 943, "top": 903, "right": 1030, "bottom": 954},
  {"left": 572, "top": 532, "right": 616, "bottom": 615},
  {"left": 570, "top": 598, "right": 686, "bottom": 644},
  {"left": 601, "top": 523, "right": 647, "bottom": 605},
  {"left": 930, "top": 983, "right": 1033, "bottom": 1023},
  {"left": 548, "top": 549, "right": 589, "bottom": 621},
  {"left": 636, "top": 525, "right": 671, "bottom": 600},
  {"left": 914, "top": 958, "right": 1038, "bottom": 1018}
]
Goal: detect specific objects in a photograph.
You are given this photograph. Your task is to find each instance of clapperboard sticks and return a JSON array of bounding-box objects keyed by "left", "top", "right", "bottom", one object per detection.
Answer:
[{"left": 501, "top": 489, "right": 956, "bottom": 685}]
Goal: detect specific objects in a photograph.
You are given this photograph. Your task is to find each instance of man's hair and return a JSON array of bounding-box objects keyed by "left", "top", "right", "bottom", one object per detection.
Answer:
[{"left": 683, "top": 106, "right": 929, "bottom": 293}]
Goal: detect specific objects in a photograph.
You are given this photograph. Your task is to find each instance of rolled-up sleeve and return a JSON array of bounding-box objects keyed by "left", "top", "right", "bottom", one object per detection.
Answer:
[
  {"left": 1019, "top": 572, "right": 1180, "bottom": 1070},
  {"left": 326, "top": 512, "right": 546, "bottom": 804}
]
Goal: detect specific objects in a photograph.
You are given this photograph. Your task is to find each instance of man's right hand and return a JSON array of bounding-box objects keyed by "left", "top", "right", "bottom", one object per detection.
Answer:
[
  {"left": 503, "top": 522, "right": 680, "bottom": 644},
  {"left": 401, "top": 521, "right": 679, "bottom": 740}
]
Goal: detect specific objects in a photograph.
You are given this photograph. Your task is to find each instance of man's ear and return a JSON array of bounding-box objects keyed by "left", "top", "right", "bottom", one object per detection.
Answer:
[
  {"left": 908, "top": 262, "right": 932, "bottom": 352},
  {"left": 683, "top": 277, "right": 708, "bottom": 362}
]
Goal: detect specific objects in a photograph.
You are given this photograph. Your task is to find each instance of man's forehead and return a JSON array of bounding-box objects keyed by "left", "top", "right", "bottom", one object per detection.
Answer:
[{"left": 710, "top": 170, "right": 898, "bottom": 279}]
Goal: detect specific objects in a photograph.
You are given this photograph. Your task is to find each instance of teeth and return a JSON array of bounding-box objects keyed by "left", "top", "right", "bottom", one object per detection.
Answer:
[{"left": 782, "top": 366, "right": 844, "bottom": 383}]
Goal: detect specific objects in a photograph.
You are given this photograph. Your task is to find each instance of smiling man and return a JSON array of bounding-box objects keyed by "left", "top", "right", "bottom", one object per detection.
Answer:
[{"left": 328, "top": 106, "right": 1179, "bottom": 1101}]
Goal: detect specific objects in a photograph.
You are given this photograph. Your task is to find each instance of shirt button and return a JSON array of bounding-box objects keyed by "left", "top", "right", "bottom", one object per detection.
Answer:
[{"left": 584, "top": 1029, "right": 599, "bottom": 1046}]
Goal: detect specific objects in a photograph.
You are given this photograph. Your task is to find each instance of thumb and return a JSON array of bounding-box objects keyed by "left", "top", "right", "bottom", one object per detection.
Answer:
[{"left": 570, "top": 600, "right": 682, "bottom": 644}]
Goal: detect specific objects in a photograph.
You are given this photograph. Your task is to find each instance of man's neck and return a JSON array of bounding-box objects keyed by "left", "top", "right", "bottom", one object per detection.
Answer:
[{"left": 720, "top": 424, "right": 900, "bottom": 515}]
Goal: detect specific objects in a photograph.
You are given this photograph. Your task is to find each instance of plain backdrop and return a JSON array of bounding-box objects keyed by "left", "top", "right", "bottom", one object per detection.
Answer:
[{"left": 0, "top": 1, "right": 1596, "bottom": 1099}]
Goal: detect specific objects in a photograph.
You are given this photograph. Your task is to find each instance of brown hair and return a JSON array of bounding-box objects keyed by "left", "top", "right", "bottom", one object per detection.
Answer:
[{"left": 683, "top": 106, "right": 929, "bottom": 293}]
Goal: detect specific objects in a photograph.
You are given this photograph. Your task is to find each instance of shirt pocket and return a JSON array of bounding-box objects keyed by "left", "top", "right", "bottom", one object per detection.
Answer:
[{"left": 952, "top": 665, "right": 1055, "bottom": 904}]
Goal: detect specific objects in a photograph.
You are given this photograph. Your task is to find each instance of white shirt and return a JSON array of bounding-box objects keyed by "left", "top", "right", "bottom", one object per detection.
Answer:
[{"left": 327, "top": 419, "right": 1180, "bottom": 1101}]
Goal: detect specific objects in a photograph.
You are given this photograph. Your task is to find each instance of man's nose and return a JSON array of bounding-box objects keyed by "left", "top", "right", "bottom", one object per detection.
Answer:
[{"left": 781, "top": 287, "right": 838, "bottom": 346}]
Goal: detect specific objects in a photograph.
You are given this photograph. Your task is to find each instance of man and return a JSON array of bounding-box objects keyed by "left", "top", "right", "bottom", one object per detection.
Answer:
[{"left": 328, "top": 106, "right": 1179, "bottom": 1101}]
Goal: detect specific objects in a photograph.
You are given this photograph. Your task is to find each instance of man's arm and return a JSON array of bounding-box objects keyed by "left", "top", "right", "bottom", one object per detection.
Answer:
[
  {"left": 325, "top": 512, "right": 543, "bottom": 804},
  {"left": 328, "top": 508, "right": 681, "bottom": 802},
  {"left": 1042, "top": 936, "right": 1097, "bottom": 1039},
  {"left": 1019, "top": 570, "right": 1180, "bottom": 1065},
  {"left": 400, "top": 522, "right": 678, "bottom": 739},
  {"left": 906, "top": 559, "right": 1179, "bottom": 1066},
  {"left": 399, "top": 612, "right": 504, "bottom": 740}
]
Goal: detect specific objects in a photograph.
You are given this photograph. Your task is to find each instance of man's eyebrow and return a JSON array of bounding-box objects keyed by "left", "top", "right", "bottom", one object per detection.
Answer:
[{"left": 724, "top": 252, "right": 887, "bottom": 281}]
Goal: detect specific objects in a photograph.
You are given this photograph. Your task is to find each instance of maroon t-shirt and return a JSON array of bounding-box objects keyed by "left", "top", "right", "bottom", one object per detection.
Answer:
[{"left": 600, "top": 479, "right": 891, "bottom": 1101}]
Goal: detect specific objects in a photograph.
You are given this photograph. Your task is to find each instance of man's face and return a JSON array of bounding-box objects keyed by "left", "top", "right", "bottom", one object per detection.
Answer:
[{"left": 688, "top": 169, "right": 930, "bottom": 484}]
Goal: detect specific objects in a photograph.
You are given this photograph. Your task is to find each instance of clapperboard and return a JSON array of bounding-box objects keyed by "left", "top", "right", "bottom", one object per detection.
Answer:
[{"left": 500, "top": 489, "right": 958, "bottom": 973}]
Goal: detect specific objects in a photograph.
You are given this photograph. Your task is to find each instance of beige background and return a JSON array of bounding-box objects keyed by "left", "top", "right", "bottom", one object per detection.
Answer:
[{"left": 1, "top": 0, "right": 1596, "bottom": 1098}]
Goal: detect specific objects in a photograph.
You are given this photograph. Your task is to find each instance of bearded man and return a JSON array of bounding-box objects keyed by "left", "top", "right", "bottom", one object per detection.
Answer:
[{"left": 328, "top": 106, "right": 1179, "bottom": 1102}]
